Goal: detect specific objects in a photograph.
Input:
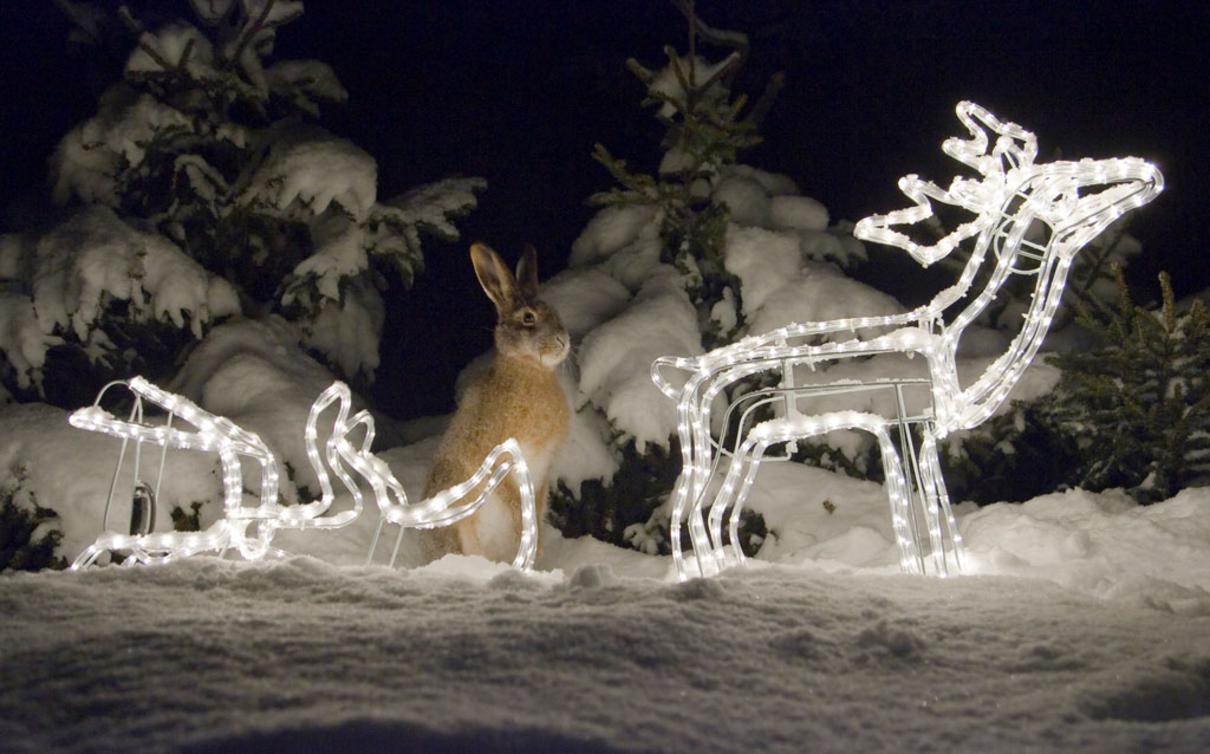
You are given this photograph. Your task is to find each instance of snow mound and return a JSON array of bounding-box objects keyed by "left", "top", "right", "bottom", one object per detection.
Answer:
[
  {"left": 0, "top": 208, "right": 239, "bottom": 387},
  {"left": 568, "top": 204, "right": 658, "bottom": 268},
  {"left": 770, "top": 195, "right": 829, "bottom": 231},
  {"left": 170, "top": 316, "right": 351, "bottom": 499},
  {"left": 748, "top": 264, "right": 903, "bottom": 337},
  {"left": 300, "top": 276, "right": 385, "bottom": 380},
  {"left": 713, "top": 173, "right": 773, "bottom": 226},
  {"left": 577, "top": 269, "right": 702, "bottom": 452},
  {"left": 33, "top": 207, "right": 239, "bottom": 340},
  {"left": 539, "top": 267, "right": 630, "bottom": 339},
  {"left": 551, "top": 400, "right": 620, "bottom": 500},
  {"left": 962, "top": 486, "right": 1210, "bottom": 614},
  {"left": 265, "top": 59, "right": 349, "bottom": 114}
]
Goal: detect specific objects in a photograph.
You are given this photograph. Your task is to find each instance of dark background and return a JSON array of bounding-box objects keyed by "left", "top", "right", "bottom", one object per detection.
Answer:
[{"left": 1, "top": 0, "right": 1205, "bottom": 418}]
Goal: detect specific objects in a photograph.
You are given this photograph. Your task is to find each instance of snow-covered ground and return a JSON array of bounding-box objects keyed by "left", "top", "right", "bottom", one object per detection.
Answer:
[{"left": 3, "top": 476, "right": 1210, "bottom": 752}]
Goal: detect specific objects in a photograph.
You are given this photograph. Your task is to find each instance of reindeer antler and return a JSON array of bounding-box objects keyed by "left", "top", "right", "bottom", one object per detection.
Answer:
[
  {"left": 854, "top": 101, "right": 1041, "bottom": 267},
  {"left": 944, "top": 101, "right": 1038, "bottom": 176}
]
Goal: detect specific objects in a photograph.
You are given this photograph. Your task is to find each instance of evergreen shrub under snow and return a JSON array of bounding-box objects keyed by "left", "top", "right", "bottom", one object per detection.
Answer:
[{"left": 0, "top": 467, "right": 67, "bottom": 573}]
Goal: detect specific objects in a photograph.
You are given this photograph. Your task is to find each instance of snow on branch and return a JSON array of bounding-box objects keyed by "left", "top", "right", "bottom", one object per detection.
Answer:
[
  {"left": 238, "top": 124, "right": 378, "bottom": 221},
  {"left": 126, "top": 23, "right": 216, "bottom": 77},
  {"left": 281, "top": 177, "right": 485, "bottom": 379},
  {"left": 265, "top": 60, "right": 349, "bottom": 115},
  {"left": 371, "top": 177, "right": 488, "bottom": 265},
  {"left": 188, "top": 0, "right": 238, "bottom": 26},
  {"left": 51, "top": 87, "right": 194, "bottom": 207},
  {"left": 0, "top": 208, "right": 239, "bottom": 388}
]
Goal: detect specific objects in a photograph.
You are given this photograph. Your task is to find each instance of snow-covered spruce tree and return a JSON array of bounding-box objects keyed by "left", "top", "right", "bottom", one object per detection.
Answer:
[
  {"left": 544, "top": 4, "right": 883, "bottom": 556},
  {"left": 0, "top": 0, "right": 482, "bottom": 405},
  {"left": 588, "top": 3, "right": 782, "bottom": 349},
  {"left": 1047, "top": 270, "right": 1210, "bottom": 502}
]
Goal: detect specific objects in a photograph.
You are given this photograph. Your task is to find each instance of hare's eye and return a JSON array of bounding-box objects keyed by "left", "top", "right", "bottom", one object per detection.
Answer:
[{"left": 520, "top": 310, "right": 537, "bottom": 327}]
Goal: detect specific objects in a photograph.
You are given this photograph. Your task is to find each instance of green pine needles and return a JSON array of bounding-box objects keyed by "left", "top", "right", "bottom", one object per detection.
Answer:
[
  {"left": 589, "top": 0, "right": 782, "bottom": 347},
  {"left": 555, "top": 1, "right": 781, "bottom": 555},
  {"left": 1052, "top": 269, "right": 1210, "bottom": 502}
]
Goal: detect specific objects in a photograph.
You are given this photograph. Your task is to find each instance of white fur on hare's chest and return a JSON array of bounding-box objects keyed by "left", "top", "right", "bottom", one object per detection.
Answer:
[
  {"left": 473, "top": 493, "right": 518, "bottom": 562},
  {"left": 470, "top": 439, "right": 557, "bottom": 561},
  {"left": 518, "top": 438, "right": 557, "bottom": 489}
]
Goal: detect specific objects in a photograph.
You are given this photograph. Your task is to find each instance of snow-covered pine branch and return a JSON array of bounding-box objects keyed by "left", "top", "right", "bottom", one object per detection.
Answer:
[{"left": 0, "top": 208, "right": 239, "bottom": 391}]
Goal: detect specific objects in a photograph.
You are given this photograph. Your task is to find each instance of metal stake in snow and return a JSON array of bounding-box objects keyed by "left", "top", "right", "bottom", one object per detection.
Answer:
[
  {"left": 69, "top": 379, "right": 537, "bottom": 571},
  {"left": 653, "top": 101, "right": 1164, "bottom": 581}
]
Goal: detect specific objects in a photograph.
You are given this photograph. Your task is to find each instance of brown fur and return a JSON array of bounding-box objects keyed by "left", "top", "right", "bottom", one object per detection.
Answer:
[{"left": 418, "top": 243, "right": 570, "bottom": 563}]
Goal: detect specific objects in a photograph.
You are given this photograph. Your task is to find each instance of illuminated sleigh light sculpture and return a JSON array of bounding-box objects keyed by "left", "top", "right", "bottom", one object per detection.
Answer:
[
  {"left": 70, "top": 379, "right": 537, "bottom": 571},
  {"left": 70, "top": 376, "right": 284, "bottom": 568},
  {"left": 652, "top": 101, "right": 1164, "bottom": 581},
  {"left": 309, "top": 382, "right": 538, "bottom": 571}
]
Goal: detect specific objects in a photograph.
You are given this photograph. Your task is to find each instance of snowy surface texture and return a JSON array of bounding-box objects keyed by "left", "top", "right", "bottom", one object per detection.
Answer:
[{"left": 2, "top": 493, "right": 1210, "bottom": 752}]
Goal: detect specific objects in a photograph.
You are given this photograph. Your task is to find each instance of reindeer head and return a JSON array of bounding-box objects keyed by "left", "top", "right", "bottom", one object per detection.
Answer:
[
  {"left": 855, "top": 101, "right": 1164, "bottom": 266},
  {"left": 1029, "top": 157, "right": 1164, "bottom": 257}
]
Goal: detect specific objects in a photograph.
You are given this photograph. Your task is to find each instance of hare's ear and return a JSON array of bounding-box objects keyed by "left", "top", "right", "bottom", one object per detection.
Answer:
[
  {"left": 516, "top": 243, "right": 540, "bottom": 299},
  {"left": 471, "top": 242, "right": 516, "bottom": 313}
]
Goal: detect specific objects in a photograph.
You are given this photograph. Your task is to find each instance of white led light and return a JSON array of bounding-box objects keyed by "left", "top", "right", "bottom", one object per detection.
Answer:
[
  {"left": 70, "top": 379, "right": 538, "bottom": 571},
  {"left": 653, "top": 101, "right": 1164, "bottom": 581}
]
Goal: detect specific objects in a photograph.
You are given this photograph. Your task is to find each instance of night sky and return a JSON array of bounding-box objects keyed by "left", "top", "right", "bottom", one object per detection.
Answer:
[{"left": 0, "top": 0, "right": 1205, "bottom": 418}]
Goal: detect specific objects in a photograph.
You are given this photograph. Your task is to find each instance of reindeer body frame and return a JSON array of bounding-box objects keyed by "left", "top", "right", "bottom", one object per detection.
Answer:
[{"left": 652, "top": 102, "right": 1164, "bottom": 580}]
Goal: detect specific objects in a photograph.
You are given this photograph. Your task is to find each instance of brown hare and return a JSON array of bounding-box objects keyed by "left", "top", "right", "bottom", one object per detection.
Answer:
[{"left": 418, "top": 243, "right": 571, "bottom": 563}]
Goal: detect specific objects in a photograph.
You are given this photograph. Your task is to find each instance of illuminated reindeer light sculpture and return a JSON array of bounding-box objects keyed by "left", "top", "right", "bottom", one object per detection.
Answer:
[
  {"left": 70, "top": 379, "right": 537, "bottom": 570},
  {"left": 653, "top": 101, "right": 1164, "bottom": 580}
]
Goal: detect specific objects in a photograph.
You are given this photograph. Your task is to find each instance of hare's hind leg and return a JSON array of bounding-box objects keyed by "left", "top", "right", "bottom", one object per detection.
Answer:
[
  {"left": 460, "top": 488, "right": 521, "bottom": 563},
  {"left": 532, "top": 480, "right": 550, "bottom": 564}
]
